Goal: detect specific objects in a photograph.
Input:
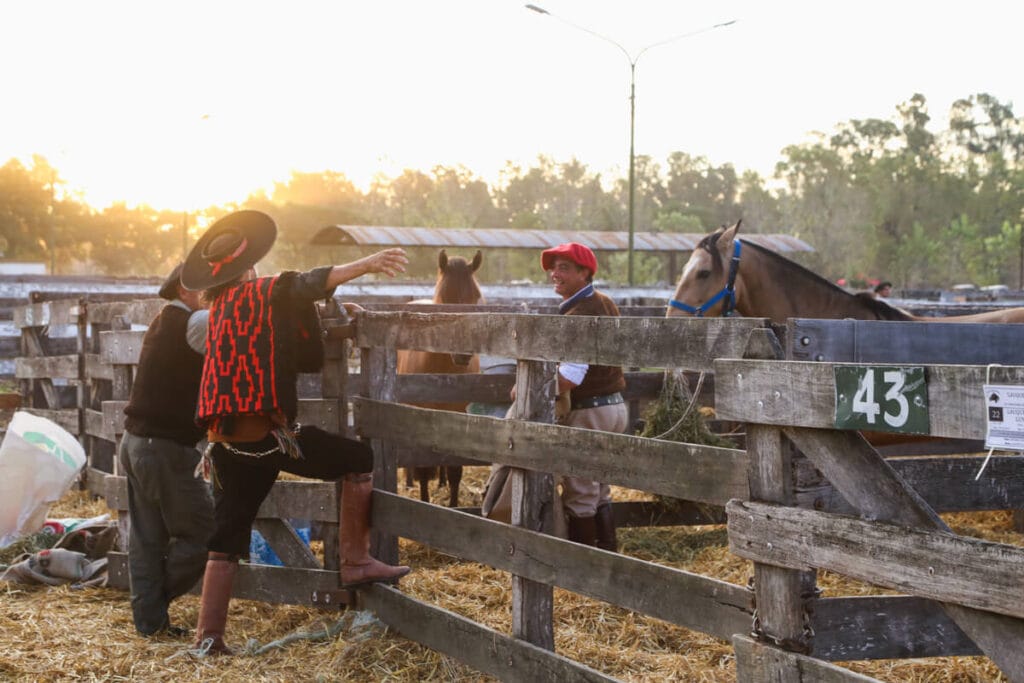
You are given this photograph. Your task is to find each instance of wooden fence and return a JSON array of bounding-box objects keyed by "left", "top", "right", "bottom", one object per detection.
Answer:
[{"left": 8, "top": 296, "right": 1024, "bottom": 681}]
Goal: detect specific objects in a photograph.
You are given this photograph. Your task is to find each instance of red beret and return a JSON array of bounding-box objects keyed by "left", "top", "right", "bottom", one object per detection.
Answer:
[{"left": 541, "top": 242, "right": 598, "bottom": 276}]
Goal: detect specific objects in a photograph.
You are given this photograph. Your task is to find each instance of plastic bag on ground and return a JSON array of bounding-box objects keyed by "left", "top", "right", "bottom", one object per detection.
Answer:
[{"left": 0, "top": 411, "right": 87, "bottom": 548}]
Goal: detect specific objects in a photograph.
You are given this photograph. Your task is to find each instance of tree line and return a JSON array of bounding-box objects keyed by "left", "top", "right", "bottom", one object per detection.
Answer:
[{"left": 1, "top": 92, "right": 1022, "bottom": 289}]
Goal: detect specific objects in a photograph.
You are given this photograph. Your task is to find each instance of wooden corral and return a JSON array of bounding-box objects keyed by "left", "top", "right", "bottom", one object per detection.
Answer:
[{"left": 7, "top": 295, "right": 1024, "bottom": 681}]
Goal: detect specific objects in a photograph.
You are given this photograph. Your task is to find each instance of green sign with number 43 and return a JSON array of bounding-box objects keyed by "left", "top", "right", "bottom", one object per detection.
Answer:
[{"left": 833, "top": 366, "right": 929, "bottom": 434}]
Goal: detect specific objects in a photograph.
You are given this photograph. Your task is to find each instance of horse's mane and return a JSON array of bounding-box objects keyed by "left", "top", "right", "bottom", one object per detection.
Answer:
[{"left": 735, "top": 238, "right": 913, "bottom": 322}]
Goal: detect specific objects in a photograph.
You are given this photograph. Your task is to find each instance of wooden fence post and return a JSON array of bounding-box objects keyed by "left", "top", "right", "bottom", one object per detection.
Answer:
[
  {"left": 320, "top": 300, "right": 350, "bottom": 570},
  {"left": 510, "top": 358, "right": 557, "bottom": 651},
  {"left": 362, "top": 344, "right": 400, "bottom": 567},
  {"left": 736, "top": 326, "right": 821, "bottom": 678},
  {"left": 74, "top": 298, "right": 87, "bottom": 453}
]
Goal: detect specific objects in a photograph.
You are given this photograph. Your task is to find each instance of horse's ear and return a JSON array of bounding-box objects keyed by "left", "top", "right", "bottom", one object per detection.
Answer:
[
  {"left": 470, "top": 250, "right": 482, "bottom": 272},
  {"left": 438, "top": 249, "right": 448, "bottom": 271},
  {"left": 719, "top": 221, "right": 741, "bottom": 254}
]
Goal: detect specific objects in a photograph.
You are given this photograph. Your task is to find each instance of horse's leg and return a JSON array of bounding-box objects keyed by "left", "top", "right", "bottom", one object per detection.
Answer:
[
  {"left": 438, "top": 467, "right": 448, "bottom": 488},
  {"left": 414, "top": 467, "right": 433, "bottom": 502},
  {"left": 446, "top": 466, "right": 463, "bottom": 508},
  {"left": 404, "top": 467, "right": 414, "bottom": 489}
]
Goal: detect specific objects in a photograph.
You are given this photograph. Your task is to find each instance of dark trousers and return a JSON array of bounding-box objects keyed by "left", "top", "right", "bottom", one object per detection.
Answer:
[
  {"left": 118, "top": 432, "right": 214, "bottom": 635},
  {"left": 208, "top": 426, "right": 374, "bottom": 557}
]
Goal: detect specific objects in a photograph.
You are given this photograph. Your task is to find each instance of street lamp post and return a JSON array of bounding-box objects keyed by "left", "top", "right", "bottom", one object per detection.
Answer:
[{"left": 526, "top": 4, "right": 735, "bottom": 285}]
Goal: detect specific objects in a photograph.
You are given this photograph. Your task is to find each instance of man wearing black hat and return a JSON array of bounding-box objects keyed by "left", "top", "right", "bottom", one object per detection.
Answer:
[
  {"left": 180, "top": 210, "right": 411, "bottom": 655},
  {"left": 118, "top": 262, "right": 214, "bottom": 637}
]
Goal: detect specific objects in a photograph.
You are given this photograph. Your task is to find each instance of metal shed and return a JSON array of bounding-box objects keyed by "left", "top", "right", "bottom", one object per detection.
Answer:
[
  {"left": 311, "top": 225, "right": 811, "bottom": 253},
  {"left": 310, "top": 225, "right": 813, "bottom": 283}
]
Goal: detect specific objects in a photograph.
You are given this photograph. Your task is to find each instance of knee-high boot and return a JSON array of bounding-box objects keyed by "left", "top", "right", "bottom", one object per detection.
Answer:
[
  {"left": 339, "top": 473, "right": 411, "bottom": 588},
  {"left": 567, "top": 513, "right": 599, "bottom": 547},
  {"left": 595, "top": 502, "right": 618, "bottom": 552},
  {"left": 192, "top": 552, "right": 237, "bottom": 655}
]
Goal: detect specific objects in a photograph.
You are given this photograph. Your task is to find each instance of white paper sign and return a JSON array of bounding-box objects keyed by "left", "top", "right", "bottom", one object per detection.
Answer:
[{"left": 983, "top": 384, "right": 1024, "bottom": 450}]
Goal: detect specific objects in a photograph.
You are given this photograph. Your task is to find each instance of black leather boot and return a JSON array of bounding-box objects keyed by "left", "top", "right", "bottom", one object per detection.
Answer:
[
  {"left": 566, "top": 513, "right": 598, "bottom": 547},
  {"left": 595, "top": 502, "right": 618, "bottom": 552}
]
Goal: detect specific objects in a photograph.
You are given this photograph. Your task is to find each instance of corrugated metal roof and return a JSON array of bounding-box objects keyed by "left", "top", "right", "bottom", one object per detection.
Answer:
[{"left": 310, "top": 225, "right": 814, "bottom": 253}]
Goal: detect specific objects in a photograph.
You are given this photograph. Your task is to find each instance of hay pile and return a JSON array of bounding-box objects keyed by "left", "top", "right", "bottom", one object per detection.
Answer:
[{"left": 0, "top": 470, "right": 1015, "bottom": 681}]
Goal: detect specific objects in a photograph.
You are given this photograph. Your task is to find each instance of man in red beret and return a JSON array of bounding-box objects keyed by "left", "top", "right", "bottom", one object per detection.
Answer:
[{"left": 540, "top": 242, "right": 627, "bottom": 551}]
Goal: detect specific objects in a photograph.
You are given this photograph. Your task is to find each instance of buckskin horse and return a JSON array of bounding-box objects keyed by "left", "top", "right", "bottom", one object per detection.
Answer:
[
  {"left": 397, "top": 249, "right": 484, "bottom": 506},
  {"left": 667, "top": 221, "right": 1024, "bottom": 324}
]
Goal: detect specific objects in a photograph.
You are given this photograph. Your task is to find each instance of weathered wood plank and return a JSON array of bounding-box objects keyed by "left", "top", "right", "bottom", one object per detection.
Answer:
[
  {"left": 373, "top": 492, "right": 753, "bottom": 640},
  {"left": 728, "top": 499, "right": 1024, "bottom": 619},
  {"left": 13, "top": 299, "right": 83, "bottom": 327},
  {"left": 362, "top": 346, "right": 400, "bottom": 566},
  {"left": 15, "top": 354, "right": 80, "bottom": 380},
  {"left": 347, "top": 369, "right": 677, "bottom": 406},
  {"left": 354, "top": 399, "right": 749, "bottom": 505},
  {"left": 734, "top": 635, "right": 881, "bottom": 683},
  {"left": 252, "top": 518, "right": 320, "bottom": 569},
  {"left": 295, "top": 399, "right": 343, "bottom": 432},
  {"left": 23, "top": 408, "right": 79, "bottom": 433},
  {"left": 102, "top": 401, "right": 127, "bottom": 438},
  {"left": 782, "top": 426, "right": 1024, "bottom": 677},
  {"left": 359, "top": 583, "right": 617, "bottom": 683},
  {"left": 107, "top": 551, "right": 343, "bottom": 606},
  {"left": 84, "top": 353, "right": 113, "bottom": 381},
  {"left": 787, "top": 428, "right": 947, "bottom": 530},
  {"left": 85, "top": 466, "right": 110, "bottom": 498},
  {"left": 715, "top": 359, "right": 1024, "bottom": 439},
  {"left": 510, "top": 359, "right": 556, "bottom": 650},
  {"left": 813, "top": 596, "right": 979, "bottom": 661},
  {"left": 746, "top": 424, "right": 816, "bottom": 654},
  {"left": 85, "top": 299, "right": 165, "bottom": 326},
  {"left": 0, "top": 336, "right": 19, "bottom": 357},
  {"left": 104, "top": 473, "right": 127, "bottom": 510},
  {"left": 357, "top": 312, "right": 768, "bottom": 371},
  {"left": 803, "top": 455, "right": 1024, "bottom": 515},
  {"left": 452, "top": 500, "right": 727, "bottom": 528},
  {"left": 375, "top": 369, "right": 674, "bottom": 406},
  {"left": 99, "top": 330, "right": 145, "bottom": 365},
  {"left": 82, "top": 408, "right": 107, "bottom": 441},
  {"left": 788, "top": 318, "right": 1024, "bottom": 365},
  {"left": 105, "top": 476, "right": 338, "bottom": 523}
]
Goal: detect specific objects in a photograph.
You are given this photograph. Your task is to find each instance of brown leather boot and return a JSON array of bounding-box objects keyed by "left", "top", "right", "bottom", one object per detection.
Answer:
[
  {"left": 339, "top": 473, "right": 411, "bottom": 588},
  {"left": 595, "top": 502, "right": 618, "bottom": 552},
  {"left": 192, "top": 553, "right": 237, "bottom": 655},
  {"left": 567, "top": 513, "right": 599, "bottom": 547}
]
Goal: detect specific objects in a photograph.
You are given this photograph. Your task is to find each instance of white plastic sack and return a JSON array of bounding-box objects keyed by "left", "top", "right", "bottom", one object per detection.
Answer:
[{"left": 0, "top": 411, "right": 86, "bottom": 547}]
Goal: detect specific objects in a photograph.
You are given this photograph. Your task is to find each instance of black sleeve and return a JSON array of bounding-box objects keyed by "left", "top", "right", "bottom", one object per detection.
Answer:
[{"left": 283, "top": 266, "right": 336, "bottom": 304}]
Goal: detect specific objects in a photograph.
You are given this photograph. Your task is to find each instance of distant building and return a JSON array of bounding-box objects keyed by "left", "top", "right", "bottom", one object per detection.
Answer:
[{"left": 0, "top": 262, "right": 47, "bottom": 275}]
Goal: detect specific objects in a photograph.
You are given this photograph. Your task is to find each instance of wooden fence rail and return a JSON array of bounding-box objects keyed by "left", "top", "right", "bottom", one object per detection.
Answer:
[{"left": 7, "top": 297, "right": 1024, "bottom": 681}]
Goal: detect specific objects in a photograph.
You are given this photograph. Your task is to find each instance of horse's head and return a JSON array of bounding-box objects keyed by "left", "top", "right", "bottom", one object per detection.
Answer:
[
  {"left": 667, "top": 221, "right": 742, "bottom": 318},
  {"left": 436, "top": 249, "right": 484, "bottom": 365}
]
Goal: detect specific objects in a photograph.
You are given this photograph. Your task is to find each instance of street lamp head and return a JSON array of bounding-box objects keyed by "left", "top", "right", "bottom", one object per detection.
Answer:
[{"left": 525, "top": 4, "right": 549, "bottom": 15}]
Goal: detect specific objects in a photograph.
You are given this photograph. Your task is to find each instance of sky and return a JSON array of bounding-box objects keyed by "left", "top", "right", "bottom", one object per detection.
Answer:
[{"left": 2, "top": 0, "right": 1023, "bottom": 212}]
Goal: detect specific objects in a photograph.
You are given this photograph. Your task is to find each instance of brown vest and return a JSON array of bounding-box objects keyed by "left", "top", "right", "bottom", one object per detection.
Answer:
[{"left": 564, "top": 290, "right": 626, "bottom": 400}]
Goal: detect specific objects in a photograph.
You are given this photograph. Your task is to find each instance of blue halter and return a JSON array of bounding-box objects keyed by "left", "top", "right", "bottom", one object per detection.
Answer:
[{"left": 668, "top": 239, "right": 742, "bottom": 317}]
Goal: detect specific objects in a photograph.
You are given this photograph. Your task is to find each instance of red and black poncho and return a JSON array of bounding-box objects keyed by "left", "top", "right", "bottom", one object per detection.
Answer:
[{"left": 197, "top": 272, "right": 324, "bottom": 432}]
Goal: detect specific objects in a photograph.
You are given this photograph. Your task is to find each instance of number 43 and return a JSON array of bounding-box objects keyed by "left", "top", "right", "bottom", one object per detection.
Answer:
[{"left": 852, "top": 369, "right": 910, "bottom": 428}]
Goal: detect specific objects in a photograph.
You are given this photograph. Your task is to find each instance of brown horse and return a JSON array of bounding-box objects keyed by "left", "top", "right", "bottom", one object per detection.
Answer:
[
  {"left": 667, "top": 221, "right": 1024, "bottom": 324},
  {"left": 397, "top": 249, "right": 484, "bottom": 506}
]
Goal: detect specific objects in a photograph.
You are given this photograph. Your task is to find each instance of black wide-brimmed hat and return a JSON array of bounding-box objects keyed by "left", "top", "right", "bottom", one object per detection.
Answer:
[
  {"left": 180, "top": 210, "right": 277, "bottom": 290},
  {"left": 158, "top": 262, "right": 185, "bottom": 300}
]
